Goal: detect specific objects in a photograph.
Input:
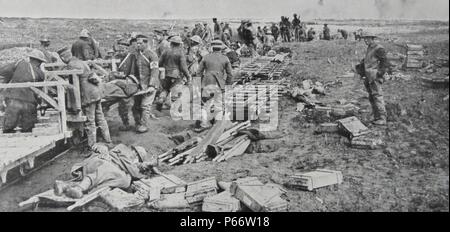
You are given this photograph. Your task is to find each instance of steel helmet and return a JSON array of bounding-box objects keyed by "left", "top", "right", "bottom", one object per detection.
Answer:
[{"left": 28, "top": 49, "right": 47, "bottom": 63}]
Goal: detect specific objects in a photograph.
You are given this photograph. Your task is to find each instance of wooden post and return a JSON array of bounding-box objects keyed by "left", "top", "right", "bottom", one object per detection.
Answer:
[
  {"left": 71, "top": 74, "right": 82, "bottom": 112},
  {"left": 111, "top": 60, "right": 117, "bottom": 72},
  {"left": 57, "top": 84, "right": 67, "bottom": 140}
]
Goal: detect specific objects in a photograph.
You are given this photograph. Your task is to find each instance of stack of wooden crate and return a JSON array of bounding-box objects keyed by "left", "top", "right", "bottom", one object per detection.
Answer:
[{"left": 406, "top": 44, "right": 424, "bottom": 69}]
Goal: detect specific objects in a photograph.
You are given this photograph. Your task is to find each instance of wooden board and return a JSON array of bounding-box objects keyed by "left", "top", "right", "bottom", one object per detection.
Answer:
[
  {"left": 232, "top": 183, "right": 288, "bottom": 212},
  {"left": 0, "top": 133, "right": 66, "bottom": 183},
  {"left": 202, "top": 191, "right": 242, "bottom": 212}
]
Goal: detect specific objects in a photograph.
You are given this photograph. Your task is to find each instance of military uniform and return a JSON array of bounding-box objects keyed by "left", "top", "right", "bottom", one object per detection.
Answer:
[
  {"left": 198, "top": 51, "right": 233, "bottom": 90},
  {"left": 132, "top": 49, "right": 159, "bottom": 132},
  {"left": 1, "top": 60, "right": 45, "bottom": 133},
  {"left": 156, "top": 39, "right": 171, "bottom": 58},
  {"left": 362, "top": 42, "right": 388, "bottom": 122},
  {"left": 67, "top": 57, "right": 111, "bottom": 147},
  {"left": 71, "top": 38, "right": 96, "bottom": 61},
  {"left": 158, "top": 46, "right": 191, "bottom": 109},
  {"left": 323, "top": 26, "right": 331, "bottom": 40},
  {"left": 197, "top": 47, "right": 233, "bottom": 129}
]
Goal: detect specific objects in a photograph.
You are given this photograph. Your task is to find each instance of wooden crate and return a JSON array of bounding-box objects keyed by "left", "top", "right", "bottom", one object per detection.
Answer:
[
  {"left": 288, "top": 169, "right": 343, "bottom": 191},
  {"left": 316, "top": 123, "right": 339, "bottom": 134},
  {"left": 202, "top": 191, "right": 242, "bottom": 212},
  {"left": 139, "top": 174, "right": 187, "bottom": 194},
  {"left": 185, "top": 177, "right": 218, "bottom": 204},
  {"left": 100, "top": 188, "right": 145, "bottom": 211},
  {"left": 231, "top": 184, "right": 288, "bottom": 212},
  {"left": 350, "top": 135, "right": 384, "bottom": 150},
  {"left": 337, "top": 116, "right": 370, "bottom": 138}
]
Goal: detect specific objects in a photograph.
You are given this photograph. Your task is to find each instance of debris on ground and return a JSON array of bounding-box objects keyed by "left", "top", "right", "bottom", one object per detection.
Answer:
[
  {"left": 230, "top": 177, "right": 288, "bottom": 212},
  {"left": 100, "top": 188, "right": 144, "bottom": 211},
  {"left": 420, "top": 76, "right": 449, "bottom": 88},
  {"left": 337, "top": 116, "right": 370, "bottom": 138},
  {"left": 350, "top": 134, "right": 386, "bottom": 150},
  {"left": 286, "top": 169, "right": 343, "bottom": 191},
  {"left": 185, "top": 177, "right": 218, "bottom": 204},
  {"left": 202, "top": 191, "right": 242, "bottom": 212},
  {"left": 406, "top": 44, "right": 425, "bottom": 69}
]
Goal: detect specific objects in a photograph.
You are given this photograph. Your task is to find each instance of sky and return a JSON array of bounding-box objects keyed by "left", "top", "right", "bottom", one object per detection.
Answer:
[{"left": 0, "top": 0, "right": 448, "bottom": 20}]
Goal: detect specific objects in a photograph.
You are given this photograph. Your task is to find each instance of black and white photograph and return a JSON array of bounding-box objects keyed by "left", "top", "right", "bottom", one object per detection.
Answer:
[{"left": 0, "top": 0, "right": 448, "bottom": 215}]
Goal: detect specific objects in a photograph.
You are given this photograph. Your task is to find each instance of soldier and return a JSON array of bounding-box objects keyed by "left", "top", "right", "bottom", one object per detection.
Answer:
[
  {"left": 58, "top": 47, "right": 112, "bottom": 148},
  {"left": 202, "top": 22, "right": 213, "bottom": 43},
  {"left": 181, "top": 26, "right": 192, "bottom": 48},
  {"left": 323, "top": 24, "right": 331, "bottom": 40},
  {"left": 292, "top": 14, "right": 301, "bottom": 42},
  {"left": 222, "top": 22, "right": 233, "bottom": 38},
  {"left": 158, "top": 36, "right": 192, "bottom": 111},
  {"left": 196, "top": 40, "right": 233, "bottom": 130},
  {"left": 38, "top": 37, "right": 58, "bottom": 63},
  {"left": 54, "top": 144, "right": 157, "bottom": 199},
  {"left": 186, "top": 35, "right": 204, "bottom": 76},
  {"left": 1, "top": 50, "right": 47, "bottom": 133},
  {"left": 263, "top": 30, "right": 275, "bottom": 53},
  {"left": 307, "top": 27, "right": 316, "bottom": 41},
  {"left": 271, "top": 23, "right": 280, "bottom": 42},
  {"left": 212, "top": 18, "right": 222, "bottom": 40},
  {"left": 71, "top": 29, "right": 96, "bottom": 61},
  {"left": 356, "top": 32, "right": 388, "bottom": 125},
  {"left": 110, "top": 37, "right": 138, "bottom": 132},
  {"left": 338, "top": 29, "right": 349, "bottom": 40},
  {"left": 132, "top": 36, "right": 160, "bottom": 133},
  {"left": 154, "top": 29, "right": 171, "bottom": 58}
]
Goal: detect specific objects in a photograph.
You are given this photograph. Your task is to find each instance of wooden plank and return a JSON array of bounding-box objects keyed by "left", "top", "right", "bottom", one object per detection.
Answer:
[
  {"left": 202, "top": 191, "right": 242, "bottom": 212},
  {"left": 30, "top": 87, "right": 60, "bottom": 110},
  {"left": 67, "top": 187, "right": 110, "bottom": 211},
  {"left": 0, "top": 81, "right": 69, "bottom": 89},
  {"left": 44, "top": 70, "right": 84, "bottom": 76},
  {"left": 57, "top": 85, "right": 68, "bottom": 138}
]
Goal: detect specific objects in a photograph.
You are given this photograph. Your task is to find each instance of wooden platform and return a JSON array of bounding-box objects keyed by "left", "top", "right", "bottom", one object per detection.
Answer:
[{"left": 0, "top": 132, "right": 68, "bottom": 185}]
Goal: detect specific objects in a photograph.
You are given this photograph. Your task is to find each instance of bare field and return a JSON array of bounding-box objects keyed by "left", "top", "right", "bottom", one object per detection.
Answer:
[{"left": 0, "top": 18, "right": 448, "bottom": 212}]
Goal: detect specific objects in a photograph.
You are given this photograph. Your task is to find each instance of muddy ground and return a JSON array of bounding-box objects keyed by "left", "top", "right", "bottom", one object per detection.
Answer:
[{"left": 0, "top": 19, "right": 448, "bottom": 212}]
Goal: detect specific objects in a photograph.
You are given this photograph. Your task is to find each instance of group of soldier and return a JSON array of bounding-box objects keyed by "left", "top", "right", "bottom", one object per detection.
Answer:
[{"left": 1, "top": 16, "right": 388, "bottom": 156}]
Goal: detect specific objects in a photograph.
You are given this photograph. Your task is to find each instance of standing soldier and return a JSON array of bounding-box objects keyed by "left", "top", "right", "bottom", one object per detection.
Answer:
[
  {"left": 292, "top": 14, "right": 301, "bottom": 42},
  {"left": 271, "top": 23, "right": 280, "bottom": 42},
  {"left": 1, "top": 50, "right": 47, "bottom": 133},
  {"left": 71, "top": 29, "right": 96, "bottom": 61},
  {"left": 212, "top": 18, "right": 222, "bottom": 40},
  {"left": 202, "top": 22, "right": 213, "bottom": 43},
  {"left": 222, "top": 22, "right": 233, "bottom": 38},
  {"left": 186, "top": 35, "right": 204, "bottom": 76},
  {"left": 196, "top": 40, "right": 233, "bottom": 130},
  {"left": 57, "top": 47, "right": 112, "bottom": 148},
  {"left": 158, "top": 36, "right": 192, "bottom": 111},
  {"left": 323, "top": 24, "right": 331, "bottom": 40},
  {"left": 38, "top": 37, "right": 58, "bottom": 63},
  {"left": 154, "top": 29, "right": 171, "bottom": 58},
  {"left": 356, "top": 32, "right": 388, "bottom": 125},
  {"left": 131, "top": 36, "right": 160, "bottom": 133}
]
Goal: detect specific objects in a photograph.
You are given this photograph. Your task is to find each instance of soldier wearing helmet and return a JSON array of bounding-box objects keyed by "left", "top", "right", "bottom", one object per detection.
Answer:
[
  {"left": 355, "top": 32, "right": 388, "bottom": 125},
  {"left": 1, "top": 50, "right": 47, "bottom": 133},
  {"left": 157, "top": 36, "right": 192, "bottom": 111}
]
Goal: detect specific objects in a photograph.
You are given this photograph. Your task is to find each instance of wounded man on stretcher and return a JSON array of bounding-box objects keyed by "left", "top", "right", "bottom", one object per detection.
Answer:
[
  {"left": 53, "top": 143, "right": 158, "bottom": 199},
  {"left": 100, "top": 71, "right": 156, "bottom": 109}
]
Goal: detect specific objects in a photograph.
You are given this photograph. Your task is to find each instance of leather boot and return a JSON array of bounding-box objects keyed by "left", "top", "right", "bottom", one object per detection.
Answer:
[
  {"left": 54, "top": 180, "right": 70, "bottom": 196},
  {"left": 136, "top": 113, "right": 149, "bottom": 133},
  {"left": 99, "top": 126, "right": 112, "bottom": 144}
]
